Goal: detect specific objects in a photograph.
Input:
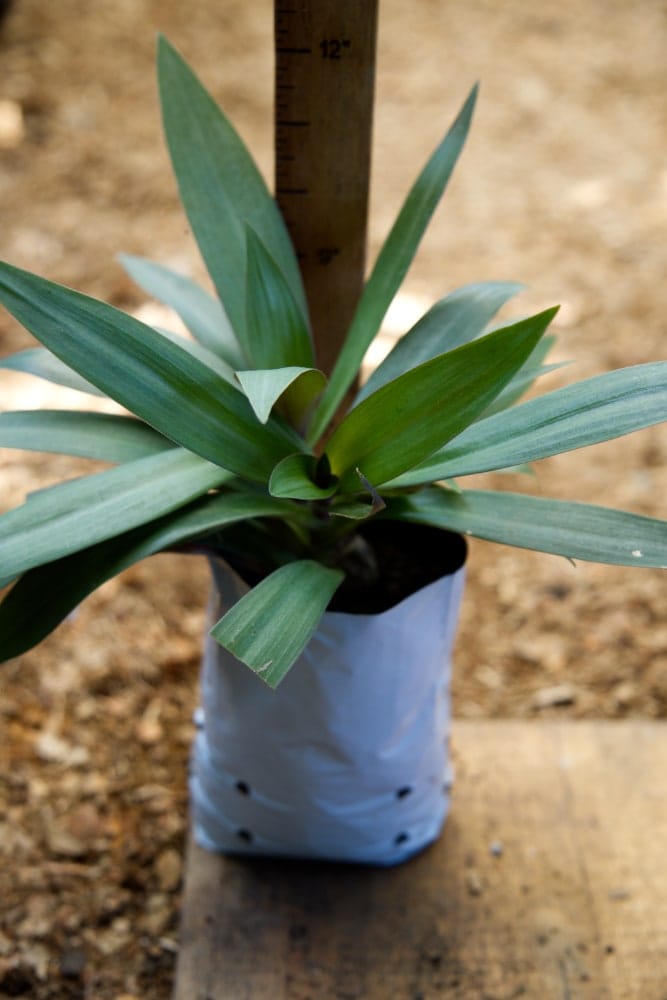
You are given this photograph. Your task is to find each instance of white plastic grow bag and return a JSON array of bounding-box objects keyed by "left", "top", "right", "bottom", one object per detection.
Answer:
[{"left": 191, "top": 557, "right": 466, "bottom": 866}]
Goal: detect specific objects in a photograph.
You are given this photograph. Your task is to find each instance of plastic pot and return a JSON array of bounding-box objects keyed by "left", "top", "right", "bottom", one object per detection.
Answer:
[{"left": 190, "top": 528, "right": 467, "bottom": 866}]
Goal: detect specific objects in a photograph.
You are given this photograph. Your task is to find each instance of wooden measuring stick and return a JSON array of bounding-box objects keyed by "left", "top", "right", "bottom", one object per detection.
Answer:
[{"left": 274, "top": 0, "right": 379, "bottom": 377}]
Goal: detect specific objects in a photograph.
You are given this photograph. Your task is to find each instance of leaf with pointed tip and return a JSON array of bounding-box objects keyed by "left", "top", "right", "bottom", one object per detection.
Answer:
[
  {"left": 0, "top": 448, "right": 232, "bottom": 583},
  {"left": 388, "top": 488, "right": 667, "bottom": 567},
  {"left": 326, "top": 308, "right": 557, "bottom": 491},
  {"left": 387, "top": 362, "right": 667, "bottom": 486},
  {"left": 269, "top": 452, "right": 337, "bottom": 500},
  {"left": 236, "top": 367, "right": 326, "bottom": 426},
  {"left": 0, "top": 347, "right": 104, "bottom": 396},
  {"left": 309, "top": 85, "right": 479, "bottom": 443},
  {"left": 119, "top": 253, "right": 245, "bottom": 367},
  {"left": 0, "top": 490, "right": 297, "bottom": 662},
  {"left": 157, "top": 36, "right": 307, "bottom": 344},
  {"left": 0, "top": 410, "right": 172, "bottom": 462},
  {"left": 210, "top": 560, "right": 344, "bottom": 687},
  {"left": 245, "top": 228, "right": 313, "bottom": 369},
  {"left": 0, "top": 262, "right": 302, "bottom": 480},
  {"left": 476, "top": 361, "right": 565, "bottom": 420},
  {"left": 355, "top": 281, "right": 523, "bottom": 405}
]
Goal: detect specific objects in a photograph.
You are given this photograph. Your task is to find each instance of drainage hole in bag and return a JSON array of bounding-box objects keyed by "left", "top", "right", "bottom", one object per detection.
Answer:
[
  {"left": 394, "top": 832, "right": 410, "bottom": 846},
  {"left": 237, "top": 828, "right": 254, "bottom": 844},
  {"left": 235, "top": 780, "right": 251, "bottom": 796},
  {"left": 396, "top": 786, "right": 413, "bottom": 799}
]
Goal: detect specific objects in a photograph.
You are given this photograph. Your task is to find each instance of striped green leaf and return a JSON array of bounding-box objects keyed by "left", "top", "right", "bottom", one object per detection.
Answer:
[
  {"left": 389, "top": 488, "right": 667, "bottom": 567},
  {"left": 355, "top": 280, "right": 522, "bottom": 405},
  {"left": 0, "top": 448, "right": 232, "bottom": 582},
  {"left": 309, "top": 85, "right": 479, "bottom": 443},
  {"left": 245, "top": 229, "right": 313, "bottom": 369},
  {"left": 0, "top": 347, "right": 103, "bottom": 396},
  {"left": 389, "top": 363, "right": 667, "bottom": 486},
  {"left": 119, "top": 253, "right": 245, "bottom": 367},
  {"left": 0, "top": 262, "right": 301, "bottom": 480},
  {"left": 157, "top": 36, "right": 307, "bottom": 345},
  {"left": 148, "top": 324, "right": 237, "bottom": 384},
  {"left": 0, "top": 490, "right": 297, "bottom": 662},
  {"left": 0, "top": 410, "right": 172, "bottom": 462},
  {"left": 326, "top": 308, "right": 557, "bottom": 491},
  {"left": 210, "top": 560, "right": 344, "bottom": 687}
]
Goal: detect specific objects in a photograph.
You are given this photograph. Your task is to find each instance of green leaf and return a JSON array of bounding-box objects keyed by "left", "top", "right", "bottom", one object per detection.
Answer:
[
  {"left": 326, "top": 308, "right": 558, "bottom": 491},
  {"left": 269, "top": 453, "right": 337, "bottom": 500},
  {"left": 308, "top": 85, "right": 479, "bottom": 443},
  {"left": 473, "top": 333, "right": 562, "bottom": 421},
  {"left": 119, "top": 253, "right": 245, "bottom": 367},
  {"left": 0, "top": 448, "right": 232, "bottom": 582},
  {"left": 0, "top": 490, "right": 297, "bottom": 662},
  {"left": 0, "top": 262, "right": 302, "bottom": 480},
  {"left": 355, "top": 280, "right": 522, "bottom": 405},
  {"left": 388, "top": 362, "right": 667, "bottom": 486},
  {"left": 0, "top": 347, "right": 104, "bottom": 396},
  {"left": 157, "top": 36, "right": 307, "bottom": 345},
  {"left": 475, "top": 361, "right": 564, "bottom": 420},
  {"left": 149, "top": 323, "right": 237, "bottom": 384},
  {"left": 236, "top": 367, "right": 326, "bottom": 426},
  {"left": 389, "top": 488, "right": 667, "bottom": 567},
  {"left": 328, "top": 501, "right": 377, "bottom": 520},
  {"left": 210, "top": 560, "right": 344, "bottom": 687},
  {"left": 0, "top": 410, "right": 172, "bottom": 462},
  {"left": 244, "top": 228, "right": 313, "bottom": 368}
]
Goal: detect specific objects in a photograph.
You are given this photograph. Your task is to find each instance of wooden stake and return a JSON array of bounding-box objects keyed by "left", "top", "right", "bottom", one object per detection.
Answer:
[{"left": 274, "top": 0, "right": 378, "bottom": 376}]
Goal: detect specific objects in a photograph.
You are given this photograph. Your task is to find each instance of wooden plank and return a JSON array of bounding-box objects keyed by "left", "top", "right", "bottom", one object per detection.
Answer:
[
  {"left": 274, "top": 0, "right": 378, "bottom": 377},
  {"left": 173, "top": 721, "right": 667, "bottom": 999}
]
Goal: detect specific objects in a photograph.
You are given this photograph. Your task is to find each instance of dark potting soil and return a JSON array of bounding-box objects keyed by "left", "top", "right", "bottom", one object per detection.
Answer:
[
  {"left": 221, "top": 522, "right": 467, "bottom": 617},
  {"left": 328, "top": 521, "right": 467, "bottom": 615}
]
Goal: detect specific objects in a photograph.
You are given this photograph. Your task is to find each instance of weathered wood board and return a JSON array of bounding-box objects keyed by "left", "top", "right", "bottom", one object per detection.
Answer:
[
  {"left": 274, "top": 0, "right": 378, "bottom": 377},
  {"left": 173, "top": 721, "right": 667, "bottom": 999}
]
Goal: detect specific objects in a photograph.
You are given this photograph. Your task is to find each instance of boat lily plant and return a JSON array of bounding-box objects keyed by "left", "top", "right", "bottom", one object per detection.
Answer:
[{"left": 0, "top": 39, "right": 665, "bottom": 687}]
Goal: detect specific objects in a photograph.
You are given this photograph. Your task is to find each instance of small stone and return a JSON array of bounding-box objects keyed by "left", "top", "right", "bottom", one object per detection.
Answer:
[
  {"left": 44, "top": 812, "right": 88, "bottom": 859},
  {"left": 141, "top": 905, "right": 171, "bottom": 937},
  {"left": 157, "top": 937, "right": 179, "bottom": 954},
  {"left": 532, "top": 684, "right": 578, "bottom": 710},
  {"left": 466, "top": 870, "right": 483, "bottom": 896},
  {"left": 135, "top": 698, "right": 165, "bottom": 744},
  {"left": 489, "top": 840, "right": 504, "bottom": 857},
  {"left": 155, "top": 848, "right": 182, "bottom": 892},
  {"left": 87, "top": 917, "right": 132, "bottom": 956},
  {"left": 0, "top": 99, "right": 25, "bottom": 149},
  {"left": 475, "top": 665, "right": 503, "bottom": 690},
  {"left": 612, "top": 681, "right": 637, "bottom": 708},
  {"left": 22, "top": 943, "right": 50, "bottom": 980},
  {"left": 0, "top": 822, "right": 35, "bottom": 857},
  {"left": 66, "top": 802, "right": 103, "bottom": 840},
  {"left": 35, "top": 730, "right": 89, "bottom": 766},
  {"left": 16, "top": 895, "right": 51, "bottom": 939},
  {"left": 60, "top": 947, "right": 86, "bottom": 979}
]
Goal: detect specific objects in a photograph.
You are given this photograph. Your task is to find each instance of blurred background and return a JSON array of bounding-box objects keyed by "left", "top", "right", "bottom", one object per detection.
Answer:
[{"left": 0, "top": 1, "right": 665, "bottom": 996}]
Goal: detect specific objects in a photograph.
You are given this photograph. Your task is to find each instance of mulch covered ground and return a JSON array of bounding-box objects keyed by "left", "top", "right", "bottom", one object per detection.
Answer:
[{"left": 0, "top": 1, "right": 665, "bottom": 996}]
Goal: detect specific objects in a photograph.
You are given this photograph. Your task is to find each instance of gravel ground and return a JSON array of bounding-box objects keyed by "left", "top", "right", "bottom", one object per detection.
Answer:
[{"left": 0, "top": 1, "right": 665, "bottom": 996}]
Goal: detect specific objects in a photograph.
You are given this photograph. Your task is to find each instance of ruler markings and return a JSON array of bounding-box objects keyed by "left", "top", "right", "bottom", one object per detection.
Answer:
[{"left": 274, "top": 0, "right": 378, "bottom": 378}]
